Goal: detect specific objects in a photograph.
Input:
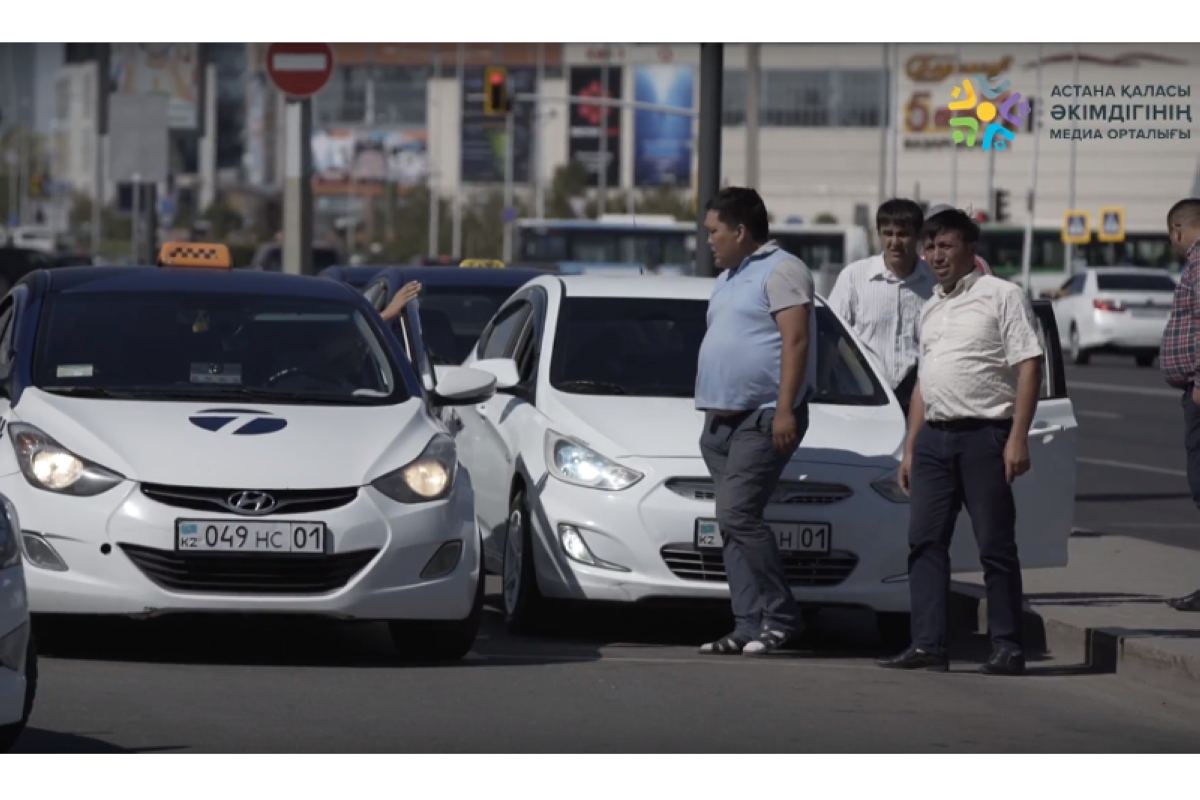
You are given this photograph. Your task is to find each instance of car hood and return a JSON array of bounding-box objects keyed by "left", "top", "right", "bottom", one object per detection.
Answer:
[
  {"left": 542, "top": 393, "right": 907, "bottom": 465},
  {"left": 10, "top": 388, "right": 437, "bottom": 488}
]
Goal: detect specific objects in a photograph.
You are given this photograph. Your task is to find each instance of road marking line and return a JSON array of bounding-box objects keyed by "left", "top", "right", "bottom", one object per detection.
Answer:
[
  {"left": 1076, "top": 410, "right": 1122, "bottom": 419},
  {"left": 1089, "top": 522, "right": 1198, "bottom": 530},
  {"left": 1068, "top": 380, "right": 1178, "bottom": 398},
  {"left": 1077, "top": 457, "right": 1187, "bottom": 477}
]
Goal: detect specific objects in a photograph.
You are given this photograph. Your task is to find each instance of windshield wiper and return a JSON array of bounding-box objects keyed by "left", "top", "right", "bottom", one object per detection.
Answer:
[
  {"left": 40, "top": 386, "right": 139, "bottom": 399},
  {"left": 554, "top": 380, "right": 630, "bottom": 395}
]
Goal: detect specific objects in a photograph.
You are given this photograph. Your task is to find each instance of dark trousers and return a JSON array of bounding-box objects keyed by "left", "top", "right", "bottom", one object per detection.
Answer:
[
  {"left": 699, "top": 404, "right": 808, "bottom": 639},
  {"left": 1182, "top": 386, "right": 1200, "bottom": 510},
  {"left": 908, "top": 418, "right": 1024, "bottom": 653}
]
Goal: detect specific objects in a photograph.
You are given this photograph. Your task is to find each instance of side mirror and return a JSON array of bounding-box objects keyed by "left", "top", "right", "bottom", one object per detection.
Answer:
[
  {"left": 431, "top": 366, "right": 497, "bottom": 407},
  {"left": 470, "top": 357, "right": 521, "bottom": 391}
]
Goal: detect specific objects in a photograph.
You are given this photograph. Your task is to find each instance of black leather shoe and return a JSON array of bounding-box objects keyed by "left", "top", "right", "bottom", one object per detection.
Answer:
[
  {"left": 1167, "top": 590, "right": 1200, "bottom": 611},
  {"left": 979, "top": 647, "right": 1026, "bottom": 676},
  {"left": 876, "top": 647, "right": 949, "bottom": 672}
]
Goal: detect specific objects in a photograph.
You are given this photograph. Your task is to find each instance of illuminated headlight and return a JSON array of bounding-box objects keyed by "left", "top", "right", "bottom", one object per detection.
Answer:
[
  {"left": 0, "top": 494, "right": 19, "bottom": 569},
  {"left": 372, "top": 434, "right": 457, "bottom": 503},
  {"left": 8, "top": 422, "right": 125, "bottom": 496},
  {"left": 871, "top": 471, "right": 910, "bottom": 504},
  {"left": 544, "top": 431, "right": 643, "bottom": 491}
]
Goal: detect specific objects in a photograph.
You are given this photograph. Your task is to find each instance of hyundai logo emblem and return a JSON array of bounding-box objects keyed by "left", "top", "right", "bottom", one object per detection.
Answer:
[
  {"left": 190, "top": 408, "right": 288, "bottom": 436},
  {"left": 227, "top": 490, "right": 277, "bottom": 515}
]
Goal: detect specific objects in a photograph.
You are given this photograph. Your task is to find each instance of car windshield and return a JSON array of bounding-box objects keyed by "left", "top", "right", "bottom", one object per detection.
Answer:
[
  {"left": 32, "top": 292, "right": 408, "bottom": 405},
  {"left": 418, "top": 285, "right": 519, "bottom": 364},
  {"left": 549, "top": 297, "right": 889, "bottom": 404},
  {"left": 1096, "top": 273, "right": 1177, "bottom": 292}
]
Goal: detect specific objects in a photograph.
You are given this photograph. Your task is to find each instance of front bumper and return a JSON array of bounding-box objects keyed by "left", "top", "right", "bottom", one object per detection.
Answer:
[
  {"left": 526, "top": 457, "right": 913, "bottom": 614},
  {"left": 0, "top": 563, "right": 30, "bottom": 727},
  {"left": 4, "top": 473, "right": 481, "bottom": 621}
]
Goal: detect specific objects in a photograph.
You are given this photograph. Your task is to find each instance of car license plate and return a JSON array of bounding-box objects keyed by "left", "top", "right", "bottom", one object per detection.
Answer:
[
  {"left": 176, "top": 520, "right": 327, "bottom": 553},
  {"left": 694, "top": 519, "right": 831, "bottom": 555}
]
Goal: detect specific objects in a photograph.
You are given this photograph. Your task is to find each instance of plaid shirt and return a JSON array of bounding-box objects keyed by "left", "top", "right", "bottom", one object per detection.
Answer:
[{"left": 1161, "top": 238, "right": 1200, "bottom": 388}]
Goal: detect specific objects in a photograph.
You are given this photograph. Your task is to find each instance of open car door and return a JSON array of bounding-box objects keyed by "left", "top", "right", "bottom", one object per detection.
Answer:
[{"left": 951, "top": 299, "right": 1078, "bottom": 570}]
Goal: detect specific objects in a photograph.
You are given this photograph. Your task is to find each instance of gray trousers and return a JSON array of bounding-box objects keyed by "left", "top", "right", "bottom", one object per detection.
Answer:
[{"left": 699, "top": 404, "right": 808, "bottom": 639}]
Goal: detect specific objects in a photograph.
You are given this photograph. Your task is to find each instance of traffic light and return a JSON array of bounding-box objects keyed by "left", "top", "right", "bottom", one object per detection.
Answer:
[
  {"left": 993, "top": 188, "right": 1010, "bottom": 223},
  {"left": 483, "top": 66, "right": 510, "bottom": 115}
]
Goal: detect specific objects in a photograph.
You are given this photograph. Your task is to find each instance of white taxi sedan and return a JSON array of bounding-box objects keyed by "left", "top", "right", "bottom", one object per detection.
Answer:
[
  {"left": 1048, "top": 267, "right": 1177, "bottom": 366},
  {"left": 0, "top": 252, "right": 498, "bottom": 661},
  {"left": 452, "top": 274, "right": 1078, "bottom": 645}
]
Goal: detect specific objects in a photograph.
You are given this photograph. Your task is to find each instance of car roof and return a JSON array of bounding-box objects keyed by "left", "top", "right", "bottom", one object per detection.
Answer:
[
  {"left": 376, "top": 266, "right": 548, "bottom": 287},
  {"left": 1085, "top": 266, "right": 1173, "bottom": 274},
  {"left": 549, "top": 274, "right": 718, "bottom": 300},
  {"left": 37, "top": 265, "right": 362, "bottom": 300}
]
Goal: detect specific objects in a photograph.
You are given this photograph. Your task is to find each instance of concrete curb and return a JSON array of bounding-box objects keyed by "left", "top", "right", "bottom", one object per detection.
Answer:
[{"left": 951, "top": 582, "right": 1200, "bottom": 695}]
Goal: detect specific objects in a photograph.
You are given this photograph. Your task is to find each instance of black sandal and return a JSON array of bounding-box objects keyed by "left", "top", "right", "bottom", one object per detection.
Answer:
[
  {"left": 742, "top": 629, "right": 791, "bottom": 657},
  {"left": 698, "top": 633, "right": 750, "bottom": 655}
]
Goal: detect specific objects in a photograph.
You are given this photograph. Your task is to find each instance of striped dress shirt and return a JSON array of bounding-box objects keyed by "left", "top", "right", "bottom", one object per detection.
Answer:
[{"left": 827, "top": 254, "right": 936, "bottom": 390}]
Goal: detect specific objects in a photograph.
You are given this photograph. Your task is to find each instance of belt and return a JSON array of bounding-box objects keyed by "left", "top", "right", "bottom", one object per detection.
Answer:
[{"left": 926, "top": 417, "right": 1011, "bottom": 432}]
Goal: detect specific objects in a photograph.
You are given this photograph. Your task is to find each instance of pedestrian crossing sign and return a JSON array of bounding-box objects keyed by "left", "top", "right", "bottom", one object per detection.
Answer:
[
  {"left": 1097, "top": 206, "right": 1125, "bottom": 243},
  {"left": 1062, "top": 210, "right": 1091, "bottom": 244}
]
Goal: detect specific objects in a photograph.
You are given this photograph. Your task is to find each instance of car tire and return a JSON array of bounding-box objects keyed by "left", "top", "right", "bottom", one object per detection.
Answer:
[
  {"left": 1069, "top": 325, "right": 1090, "bottom": 365},
  {"left": 876, "top": 612, "right": 912, "bottom": 652},
  {"left": 0, "top": 633, "right": 37, "bottom": 753},
  {"left": 1135, "top": 353, "right": 1155, "bottom": 368},
  {"left": 502, "top": 489, "right": 554, "bottom": 636},
  {"left": 387, "top": 543, "right": 484, "bottom": 663}
]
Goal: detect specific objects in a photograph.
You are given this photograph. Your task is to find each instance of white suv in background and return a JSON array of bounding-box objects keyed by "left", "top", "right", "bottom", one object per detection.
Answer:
[
  {"left": 0, "top": 492, "right": 36, "bottom": 752},
  {"left": 1047, "top": 267, "right": 1178, "bottom": 366}
]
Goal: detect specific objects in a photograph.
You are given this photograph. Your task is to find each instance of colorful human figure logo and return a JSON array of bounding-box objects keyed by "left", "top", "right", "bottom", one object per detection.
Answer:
[{"left": 947, "top": 74, "right": 1030, "bottom": 150}]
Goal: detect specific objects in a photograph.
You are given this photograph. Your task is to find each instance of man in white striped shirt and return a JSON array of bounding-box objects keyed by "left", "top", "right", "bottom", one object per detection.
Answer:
[{"left": 828, "top": 199, "right": 935, "bottom": 412}]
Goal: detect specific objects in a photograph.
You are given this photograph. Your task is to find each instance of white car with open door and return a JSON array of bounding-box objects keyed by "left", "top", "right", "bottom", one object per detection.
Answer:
[
  {"left": 452, "top": 274, "right": 1077, "bottom": 645},
  {"left": 1048, "top": 267, "right": 1176, "bottom": 366}
]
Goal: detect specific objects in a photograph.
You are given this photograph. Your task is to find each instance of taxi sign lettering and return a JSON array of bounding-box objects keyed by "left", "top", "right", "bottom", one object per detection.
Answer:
[
  {"left": 459, "top": 259, "right": 505, "bottom": 269},
  {"left": 158, "top": 242, "right": 232, "bottom": 269}
]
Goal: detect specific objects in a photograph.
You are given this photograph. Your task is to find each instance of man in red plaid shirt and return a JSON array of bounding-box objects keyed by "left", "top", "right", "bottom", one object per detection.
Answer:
[{"left": 1160, "top": 198, "right": 1200, "bottom": 612}]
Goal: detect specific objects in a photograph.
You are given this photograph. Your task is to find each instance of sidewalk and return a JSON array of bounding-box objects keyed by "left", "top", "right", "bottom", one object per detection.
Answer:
[{"left": 951, "top": 532, "right": 1200, "bottom": 694}]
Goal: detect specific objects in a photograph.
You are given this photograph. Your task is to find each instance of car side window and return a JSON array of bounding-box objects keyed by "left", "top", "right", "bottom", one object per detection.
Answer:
[
  {"left": 1030, "top": 301, "right": 1067, "bottom": 400},
  {"left": 1068, "top": 274, "right": 1086, "bottom": 295},
  {"left": 512, "top": 315, "right": 537, "bottom": 382},
  {"left": 479, "top": 302, "right": 532, "bottom": 361},
  {"left": 364, "top": 283, "right": 387, "bottom": 312}
]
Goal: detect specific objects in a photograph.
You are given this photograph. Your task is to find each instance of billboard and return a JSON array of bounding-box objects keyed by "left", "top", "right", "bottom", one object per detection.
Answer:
[
  {"left": 312, "top": 128, "right": 429, "bottom": 187},
  {"left": 633, "top": 64, "right": 695, "bottom": 188},
  {"left": 110, "top": 44, "right": 200, "bottom": 130},
  {"left": 460, "top": 66, "right": 536, "bottom": 183},
  {"left": 569, "top": 66, "right": 622, "bottom": 188}
]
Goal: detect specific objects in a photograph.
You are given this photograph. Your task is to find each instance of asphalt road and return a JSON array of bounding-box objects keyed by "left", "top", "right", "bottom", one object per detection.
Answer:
[
  {"left": 1064, "top": 353, "right": 1199, "bottom": 549},
  {"left": 12, "top": 352, "right": 1200, "bottom": 754}
]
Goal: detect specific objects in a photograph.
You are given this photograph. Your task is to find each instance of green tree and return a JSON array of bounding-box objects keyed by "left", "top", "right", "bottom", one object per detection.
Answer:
[
  {"left": 814, "top": 212, "right": 838, "bottom": 224},
  {"left": 546, "top": 160, "right": 589, "bottom": 219}
]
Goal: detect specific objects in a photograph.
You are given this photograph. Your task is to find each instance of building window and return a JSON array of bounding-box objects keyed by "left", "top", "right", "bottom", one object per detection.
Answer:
[
  {"left": 316, "top": 65, "right": 369, "bottom": 125},
  {"left": 371, "top": 66, "right": 429, "bottom": 125},
  {"left": 722, "top": 68, "right": 888, "bottom": 129}
]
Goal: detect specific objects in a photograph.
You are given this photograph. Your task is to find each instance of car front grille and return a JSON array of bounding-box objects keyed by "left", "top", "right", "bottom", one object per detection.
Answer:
[
  {"left": 664, "top": 478, "right": 853, "bottom": 505},
  {"left": 119, "top": 544, "right": 379, "bottom": 595},
  {"left": 661, "top": 543, "right": 858, "bottom": 587},
  {"left": 140, "top": 483, "right": 359, "bottom": 517}
]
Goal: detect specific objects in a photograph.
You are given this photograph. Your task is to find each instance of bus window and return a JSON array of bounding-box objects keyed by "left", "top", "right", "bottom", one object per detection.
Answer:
[
  {"left": 775, "top": 233, "right": 843, "bottom": 271},
  {"left": 519, "top": 231, "right": 569, "bottom": 262}
]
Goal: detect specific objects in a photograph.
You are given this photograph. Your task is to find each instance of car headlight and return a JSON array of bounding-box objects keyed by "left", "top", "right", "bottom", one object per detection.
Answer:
[
  {"left": 0, "top": 494, "right": 19, "bottom": 568},
  {"left": 871, "top": 470, "right": 910, "bottom": 504},
  {"left": 544, "top": 431, "right": 643, "bottom": 491},
  {"left": 371, "top": 434, "right": 457, "bottom": 503},
  {"left": 8, "top": 422, "right": 125, "bottom": 496}
]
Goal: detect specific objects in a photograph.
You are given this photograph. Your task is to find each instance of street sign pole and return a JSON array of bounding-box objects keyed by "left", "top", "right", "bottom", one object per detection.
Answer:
[
  {"left": 267, "top": 43, "right": 334, "bottom": 276},
  {"left": 695, "top": 44, "right": 724, "bottom": 278},
  {"left": 131, "top": 173, "right": 140, "bottom": 264},
  {"left": 503, "top": 109, "right": 515, "bottom": 263},
  {"left": 283, "top": 97, "right": 314, "bottom": 276}
]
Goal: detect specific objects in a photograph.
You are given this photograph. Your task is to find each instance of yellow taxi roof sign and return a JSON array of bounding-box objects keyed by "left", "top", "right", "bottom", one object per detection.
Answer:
[
  {"left": 157, "top": 242, "right": 232, "bottom": 269},
  {"left": 459, "top": 258, "right": 505, "bottom": 269}
]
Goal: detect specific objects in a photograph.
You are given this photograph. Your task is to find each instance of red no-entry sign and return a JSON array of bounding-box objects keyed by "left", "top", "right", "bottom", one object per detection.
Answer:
[{"left": 266, "top": 43, "right": 335, "bottom": 99}]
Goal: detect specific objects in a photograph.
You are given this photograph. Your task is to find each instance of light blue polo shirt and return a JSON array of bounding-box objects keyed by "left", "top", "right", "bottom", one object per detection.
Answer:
[{"left": 695, "top": 241, "right": 819, "bottom": 412}]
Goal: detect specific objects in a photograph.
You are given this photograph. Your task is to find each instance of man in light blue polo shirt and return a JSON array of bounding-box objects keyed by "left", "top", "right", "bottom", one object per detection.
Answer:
[{"left": 695, "top": 187, "right": 818, "bottom": 658}]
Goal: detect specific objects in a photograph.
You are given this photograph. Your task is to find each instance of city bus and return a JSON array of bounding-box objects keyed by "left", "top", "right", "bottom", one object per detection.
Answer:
[
  {"left": 513, "top": 216, "right": 870, "bottom": 294},
  {"left": 977, "top": 223, "right": 1178, "bottom": 295}
]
